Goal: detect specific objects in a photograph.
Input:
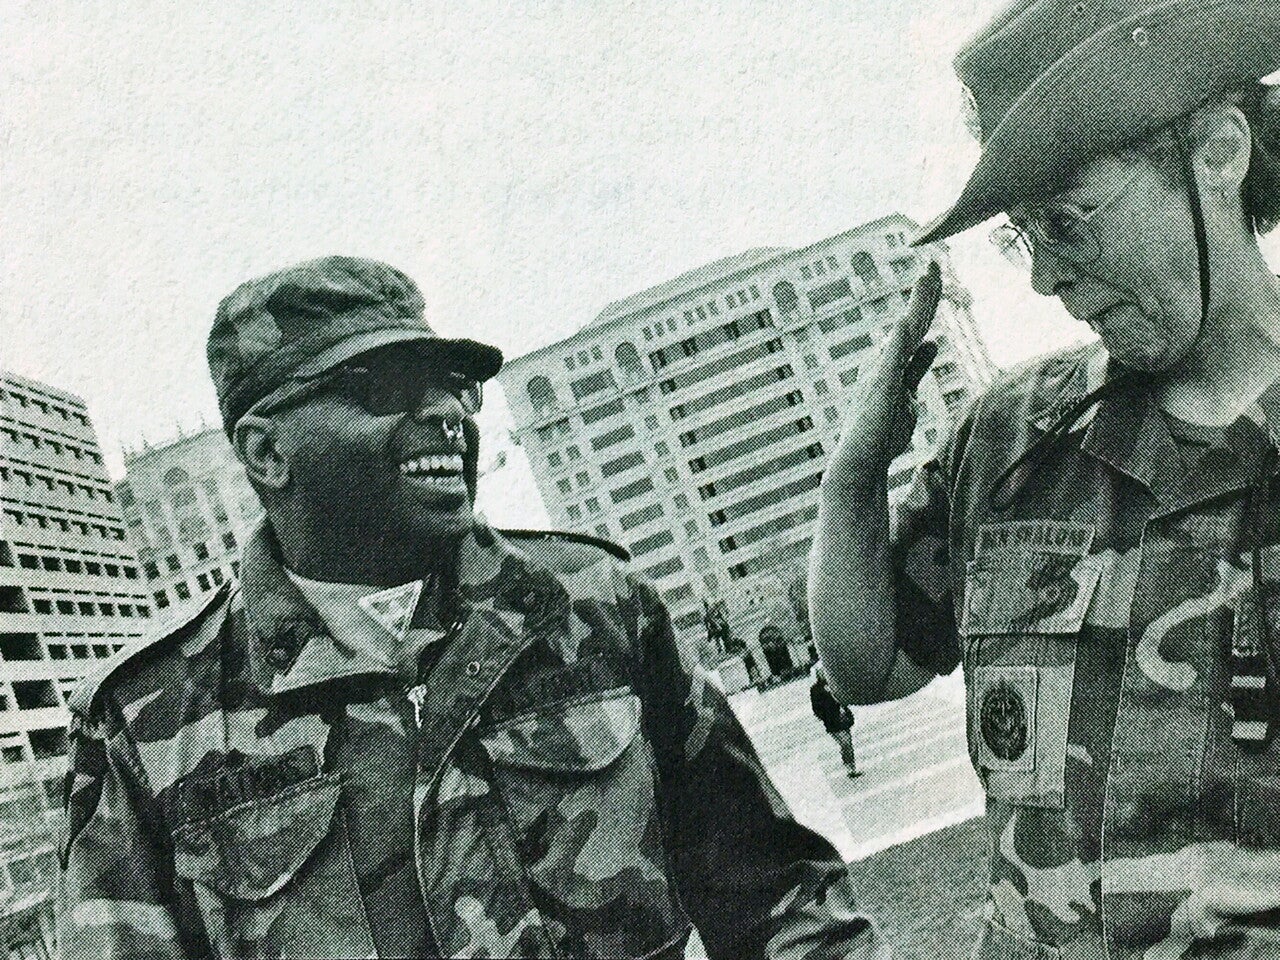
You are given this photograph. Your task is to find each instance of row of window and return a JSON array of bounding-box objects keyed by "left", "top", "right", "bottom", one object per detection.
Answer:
[
  {"left": 0, "top": 422, "right": 101, "bottom": 461},
  {"left": 648, "top": 311, "right": 775, "bottom": 372},
  {"left": 723, "top": 285, "right": 763, "bottom": 310},
  {"left": 0, "top": 725, "right": 68, "bottom": 761},
  {"left": 679, "top": 390, "right": 804, "bottom": 448},
  {"left": 718, "top": 505, "right": 819, "bottom": 554},
  {"left": 1, "top": 464, "right": 114, "bottom": 502},
  {"left": 659, "top": 337, "right": 785, "bottom": 398},
  {"left": 6, "top": 451, "right": 110, "bottom": 488},
  {"left": 151, "top": 562, "right": 237, "bottom": 608},
  {"left": 669, "top": 364, "right": 794, "bottom": 422},
  {"left": 688, "top": 418, "right": 814, "bottom": 475},
  {"left": 564, "top": 344, "right": 605, "bottom": 371},
  {"left": 698, "top": 442, "right": 825, "bottom": 501},
  {"left": 48, "top": 640, "right": 127, "bottom": 662},
  {"left": 727, "top": 536, "right": 813, "bottom": 582},
  {"left": 0, "top": 385, "right": 90, "bottom": 425},
  {"left": 142, "top": 531, "right": 238, "bottom": 579},
  {"left": 29, "top": 594, "right": 151, "bottom": 619},
  {"left": 15, "top": 549, "right": 139, "bottom": 579},
  {"left": 3, "top": 506, "right": 127, "bottom": 541}
]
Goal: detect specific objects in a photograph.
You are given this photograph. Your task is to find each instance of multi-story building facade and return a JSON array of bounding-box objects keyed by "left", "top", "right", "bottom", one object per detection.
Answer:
[
  {"left": 499, "top": 214, "right": 996, "bottom": 675},
  {"left": 117, "top": 427, "right": 263, "bottom": 627},
  {"left": 0, "top": 371, "right": 152, "bottom": 958}
]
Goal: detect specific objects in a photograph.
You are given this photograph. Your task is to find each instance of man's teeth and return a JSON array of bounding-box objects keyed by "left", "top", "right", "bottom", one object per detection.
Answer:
[{"left": 399, "top": 454, "right": 465, "bottom": 476}]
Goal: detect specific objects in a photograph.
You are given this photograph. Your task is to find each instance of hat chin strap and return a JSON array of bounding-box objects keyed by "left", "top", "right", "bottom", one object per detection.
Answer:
[{"left": 1176, "top": 116, "right": 1213, "bottom": 354}]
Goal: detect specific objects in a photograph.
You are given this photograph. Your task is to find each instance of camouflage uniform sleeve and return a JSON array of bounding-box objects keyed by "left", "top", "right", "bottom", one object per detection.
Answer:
[
  {"left": 626, "top": 576, "right": 892, "bottom": 960},
  {"left": 888, "top": 406, "right": 976, "bottom": 677},
  {"left": 59, "top": 692, "right": 203, "bottom": 960}
]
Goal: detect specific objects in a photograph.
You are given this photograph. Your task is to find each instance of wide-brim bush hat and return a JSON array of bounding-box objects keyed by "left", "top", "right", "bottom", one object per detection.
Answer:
[{"left": 915, "top": 0, "right": 1280, "bottom": 245}]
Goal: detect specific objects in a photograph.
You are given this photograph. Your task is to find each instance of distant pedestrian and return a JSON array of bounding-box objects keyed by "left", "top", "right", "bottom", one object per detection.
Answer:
[{"left": 810, "top": 665, "right": 860, "bottom": 777}]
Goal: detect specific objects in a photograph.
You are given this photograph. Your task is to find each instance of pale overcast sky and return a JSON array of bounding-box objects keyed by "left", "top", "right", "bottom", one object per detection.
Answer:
[{"left": 4, "top": 2, "right": 1277, "bottom": 523}]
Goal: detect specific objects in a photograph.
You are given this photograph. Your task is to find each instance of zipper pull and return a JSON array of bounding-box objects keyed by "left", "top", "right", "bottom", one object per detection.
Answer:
[{"left": 406, "top": 683, "right": 429, "bottom": 729}]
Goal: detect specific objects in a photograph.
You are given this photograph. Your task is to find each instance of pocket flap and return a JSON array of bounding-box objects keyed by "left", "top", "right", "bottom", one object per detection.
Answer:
[
  {"left": 173, "top": 775, "right": 340, "bottom": 901},
  {"left": 962, "top": 554, "right": 1102, "bottom": 636},
  {"left": 479, "top": 691, "right": 641, "bottom": 772}
]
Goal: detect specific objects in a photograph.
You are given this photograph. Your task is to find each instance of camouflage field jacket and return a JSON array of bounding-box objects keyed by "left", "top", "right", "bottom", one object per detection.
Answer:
[
  {"left": 893, "top": 341, "right": 1280, "bottom": 960},
  {"left": 59, "top": 520, "right": 887, "bottom": 960}
]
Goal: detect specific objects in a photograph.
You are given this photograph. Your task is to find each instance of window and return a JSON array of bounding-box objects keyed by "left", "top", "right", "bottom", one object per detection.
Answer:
[
  {"left": 78, "top": 602, "right": 94, "bottom": 615},
  {"left": 166, "top": 554, "right": 180, "bottom": 572},
  {"left": 222, "top": 531, "right": 237, "bottom": 549},
  {"left": 32, "top": 599, "right": 52, "bottom": 614},
  {"left": 566, "top": 446, "right": 581, "bottom": 461},
  {"left": 57, "top": 600, "right": 75, "bottom": 615},
  {"left": 175, "top": 582, "right": 191, "bottom": 600},
  {"left": 104, "top": 563, "right": 119, "bottom": 577},
  {"left": 586, "top": 498, "right": 600, "bottom": 514},
  {"left": 98, "top": 602, "right": 115, "bottom": 616},
  {"left": 556, "top": 479, "right": 572, "bottom": 495},
  {"left": 825, "top": 406, "right": 840, "bottom": 423},
  {"left": 814, "top": 379, "right": 829, "bottom": 396},
  {"left": 576, "top": 472, "right": 590, "bottom": 488},
  {"left": 567, "top": 505, "right": 582, "bottom": 521},
  {"left": 85, "top": 561, "right": 101, "bottom": 575},
  {"left": 547, "top": 452, "right": 563, "bottom": 468},
  {"left": 154, "top": 590, "right": 169, "bottom": 609},
  {"left": 654, "top": 442, "right": 669, "bottom": 457},
  {"left": 592, "top": 345, "right": 602, "bottom": 361},
  {"left": 210, "top": 568, "right": 223, "bottom": 585},
  {"left": 65, "top": 557, "right": 84, "bottom": 574},
  {"left": 800, "top": 265, "right": 812, "bottom": 280},
  {"left": 565, "top": 355, "right": 576, "bottom": 371},
  {"left": 664, "top": 468, "right": 678, "bottom": 483},
  {"left": 684, "top": 521, "right": 698, "bottom": 537},
  {"left": 644, "top": 415, "right": 658, "bottom": 430}
]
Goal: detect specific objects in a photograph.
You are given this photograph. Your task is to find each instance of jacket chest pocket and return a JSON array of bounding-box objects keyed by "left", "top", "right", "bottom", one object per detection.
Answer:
[
  {"left": 962, "top": 548, "right": 1102, "bottom": 810},
  {"left": 173, "top": 775, "right": 375, "bottom": 959},
  {"left": 476, "top": 688, "right": 687, "bottom": 958}
]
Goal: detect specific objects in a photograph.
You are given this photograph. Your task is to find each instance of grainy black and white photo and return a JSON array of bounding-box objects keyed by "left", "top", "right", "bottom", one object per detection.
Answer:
[{"left": 6, "top": 1, "right": 1280, "bottom": 958}]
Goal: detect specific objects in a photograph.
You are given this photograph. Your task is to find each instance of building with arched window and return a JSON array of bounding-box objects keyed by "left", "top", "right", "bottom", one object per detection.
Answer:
[
  {"left": 497, "top": 214, "right": 996, "bottom": 678},
  {"left": 117, "top": 427, "right": 262, "bottom": 626}
]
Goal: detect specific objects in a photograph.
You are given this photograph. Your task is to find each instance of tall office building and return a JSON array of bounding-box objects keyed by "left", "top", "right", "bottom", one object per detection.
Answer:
[
  {"left": 499, "top": 214, "right": 996, "bottom": 673},
  {"left": 0, "top": 371, "right": 151, "bottom": 958},
  {"left": 117, "top": 427, "right": 263, "bottom": 627}
]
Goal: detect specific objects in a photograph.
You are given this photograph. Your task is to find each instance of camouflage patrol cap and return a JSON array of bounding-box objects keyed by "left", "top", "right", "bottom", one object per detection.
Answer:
[{"left": 209, "top": 256, "right": 503, "bottom": 434}]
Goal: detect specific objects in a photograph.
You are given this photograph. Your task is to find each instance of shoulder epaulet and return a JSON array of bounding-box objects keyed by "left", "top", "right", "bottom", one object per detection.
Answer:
[
  {"left": 497, "top": 528, "right": 631, "bottom": 562},
  {"left": 68, "top": 582, "right": 233, "bottom": 718}
]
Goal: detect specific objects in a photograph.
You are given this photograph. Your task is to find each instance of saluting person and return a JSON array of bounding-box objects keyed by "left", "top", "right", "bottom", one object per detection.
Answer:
[{"left": 810, "top": 1, "right": 1280, "bottom": 957}]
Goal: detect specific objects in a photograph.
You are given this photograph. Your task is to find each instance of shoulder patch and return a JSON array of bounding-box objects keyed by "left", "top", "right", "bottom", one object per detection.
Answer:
[
  {"left": 497, "top": 528, "right": 631, "bottom": 562},
  {"left": 68, "top": 582, "right": 234, "bottom": 718}
]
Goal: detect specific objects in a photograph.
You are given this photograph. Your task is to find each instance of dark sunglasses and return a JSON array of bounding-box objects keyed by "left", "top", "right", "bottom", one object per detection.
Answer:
[{"left": 259, "top": 357, "right": 482, "bottom": 419}]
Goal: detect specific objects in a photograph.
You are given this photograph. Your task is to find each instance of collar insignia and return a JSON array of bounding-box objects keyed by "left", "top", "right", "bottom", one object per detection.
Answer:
[{"left": 358, "top": 580, "right": 423, "bottom": 640}]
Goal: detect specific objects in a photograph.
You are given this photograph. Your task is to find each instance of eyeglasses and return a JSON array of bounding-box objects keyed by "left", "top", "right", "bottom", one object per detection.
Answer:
[
  {"left": 257, "top": 356, "right": 483, "bottom": 419},
  {"left": 989, "top": 164, "right": 1146, "bottom": 270}
]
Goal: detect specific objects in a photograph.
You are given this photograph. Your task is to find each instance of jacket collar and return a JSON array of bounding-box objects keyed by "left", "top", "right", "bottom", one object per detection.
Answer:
[
  {"left": 241, "top": 519, "right": 529, "bottom": 695},
  {"left": 1031, "top": 343, "right": 1279, "bottom": 514}
]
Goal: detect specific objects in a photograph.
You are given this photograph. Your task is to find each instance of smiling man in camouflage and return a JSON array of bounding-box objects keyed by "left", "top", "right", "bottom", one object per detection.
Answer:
[{"left": 58, "top": 256, "right": 889, "bottom": 960}]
